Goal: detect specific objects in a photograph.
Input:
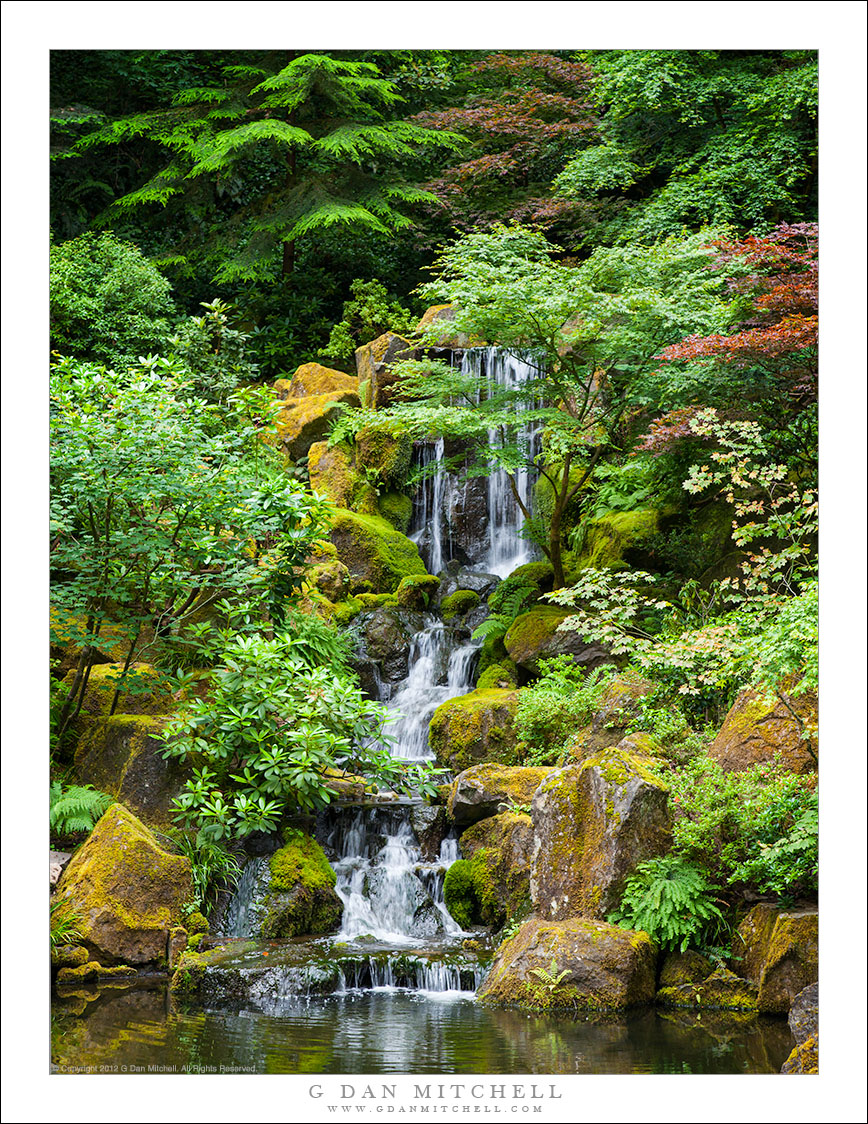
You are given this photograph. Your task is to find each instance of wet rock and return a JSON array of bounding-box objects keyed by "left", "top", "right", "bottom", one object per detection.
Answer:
[
  {"left": 781, "top": 1034, "right": 819, "bottom": 1074},
  {"left": 448, "top": 763, "right": 553, "bottom": 826},
  {"left": 477, "top": 917, "right": 656, "bottom": 1011},
  {"left": 259, "top": 834, "right": 343, "bottom": 940},
  {"left": 54, "top": 803, "right": 192, "bottom": 966},
  {"left": 437, "top": 564, "right": 501, "bottom": 602},
  {"left": 504, "top": 606, "right": 613, "bottom": 676},
  {"left": 329, "top": 510, "right": 427, "bottom": 595},
  {"left": 275, "top": 365, "right": 361, "bottom": 460},
  {"left": 709, "top": 684, "right": 818, "bottom": 775},
  {"left": 733, "top": 904, "right": 818, "bottom": 1013},
  {"left": 531, "top": 748, "right": 671, "bottom": 920},
  {"left": 348, "top": 607, "right": 427, "bottom": 690},
  {"left": 429, "top": 689, "right": 521, "bottom": 773},
  {"left": 658, "top": 949, "right": 714, "bottom": 988},
  {"left": 409, "top": 804, "right": 449, "bottom": 861}
]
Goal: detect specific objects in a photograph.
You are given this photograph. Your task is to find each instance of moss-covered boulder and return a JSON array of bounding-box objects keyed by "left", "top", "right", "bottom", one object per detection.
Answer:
[
  {"left": 504, "top": 606, "right": 612, "bottom": 676},
  {"left": 328, "top": 510, "right": 427, "bottom": 595},
  {"left": 394, "top": 573, "right": 440, "bottom": 611},
  {"left": 415, "top": 304, "right": 483, "bottom": 349},
  {"left": 709, "top": 684, "right": 818, "bottom": 775},
  {"left": 573, "top": 509, "right": 662, "bottom": 570},
  {"left": 448, "top": 763, "right": 552, "bottom": 826},
  {"left": 50, "top": 607, "right": 145, "bottom": 677},
  {"left": 733, "top": 904, "right": 818, "bottom": 1013},
  {"left": 451, "top": 812, "right": 534, "bottom": 929},
  {"left": 656, "top": 968, "right": 759, "bottom": 1011},
  {"left": 477, "top": 917, "right": 656, "bottom": 1012},
  {"left": 782, "top": 983, "right": 819, "bottom": 1074},
  {"left": 531, "top": 748, "right": 671, "bottom": 920},
  {"left": 355, "top": 425, "right": 413, "bottom": 485},
  {"left": 307, "top": 441, "right": 377, "bottom": 513},
  {"left": 377, "top": 491, "right": 414, "bottom": 534},
  {"left": 354, "top": 332, "right": 417, "bottom": 408},
  {"left": 60, "top": 662, "right": 175, "bottom": 720},
  {"left": 73, "top": 715, "right": 189, "bottom": 826},
  {"left": 429, "top": 690, "right": 520, "bottom": 773},
  {"left": 658, "top": 949, "right": 714, "bottom": 989},
  {"left": 441, "top": 589, "right": 481, "bottom": 621},
  {"left": 275, "top": 364, "right": 360, "bottom": 460},
  {"left": 260, "top": 833, "right": 343, "bottom": 939},
  {"left": 476, "top": 660, "right": 519, "bottom": 690},
  {"left": 781, "top": 1034, "right": 819, "bottom": 1075},
  {"left": 54, "top": 804, "right": 192, "bottom": 966}
]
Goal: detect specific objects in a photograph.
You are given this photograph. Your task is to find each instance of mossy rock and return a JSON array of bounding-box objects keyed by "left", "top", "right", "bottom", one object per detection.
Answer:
[
  {"left": 506, "top": 561, "right": 554, "bottom": 592},
  {"left": 60, "top": 662, "right": 175, "bottom": 720},
  {"left": 281, "top": 362, "right": 358, "bottom": 400},
  {"left": 306, "top": 556, "right": 352, "bottom": 603},
  {"left": 429, "top": 689, "right": 520, "bottom": 773},
  {"left": 477, "top": 917, "right": 656, "bottom": 1012},
  {"left": 781, "top": 1034, "right": 819, "bottom": 1075},
  {"left": 709, "top": 683, "right": 818, "bottom": 775},
  {"left": 276, "top": 368, "right": 360, "bottom": 460},
  {"left": 259, "top": 832, "right": 343, "bottom": 940},
  {"left": 72, "top": 714, "right": 189, "bottom": 827},
  {"left": 355, "top": 425, "right": 413, "bottom": 485},
  {"left": 733, "top": 904, "right": 818, "bottom": 1014},
  {"left": 333, "top": 597, "right": 364, "bottom": 625},
  {"left": 454, "top": 812, "right": 535, "bottom": 929},
  {"left": 395, "top": 573, "right": 440, "bottom": 611},
  {"left": 656, "top": 968, "right": 759, "bottom": 1011},
  {"left": 354, "top": 332, "right": 418, "bottom": 408},
  {"left": 50, "top": 607, "right": 144, "bottom": 677},
  {"left": 476, "top": 660, "right": 519, "bottom": 690},
  {"left": 504, "top": 606, "right": 612, "bottom": 676},
  {"left": 563, "top": 674, "right": 658, "bottom": 763},
  {"left": 307, "top": 441, "right": 377, "bottom": 514},
  {"left": 328, "top": 509, "right": 427, "bottom": 594},
  {"left": 377, "top": 491, "right": 414, "bottom": 534},
  {"left": 448, "top": 763, "right": 553, "bottom": 826},
  {"left": 658, "top": 949, "right": 714, "bottom": 988},
  {"left": 356, "top": 592, "right": 400, "bottom": 609},
  {"left": 441, "top": 590, "right": 481, "bottom": 620},
  {"left": 54, "top": 803, "right": 193, "bottom": 966},
  {"left": 573, "top": 509, "right": 662, "bottom": 570},
  {"left": 531, "top": 748, "right": 671, "bottom": 921},
  {"left": 415, "top": 304, "right": 483, "bottom": 349}
]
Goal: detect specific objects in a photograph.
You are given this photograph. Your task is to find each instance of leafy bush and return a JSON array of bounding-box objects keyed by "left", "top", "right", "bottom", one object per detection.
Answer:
[
  {"left": 319, "top": 278, "right": 417, "bottom": 362},
  {"left": 168, "top": 298, "right": 260, "bottom": 405},
  {"left": 667, "top": 753, "right": 818, "bottom": 895},
  {"left": 608, "top": 856, "right": 727, "bottom": 953},
  {"left": 514, "top": 657, "right": 616, "bottom": 765},
  {"left": 162, "top": 631, "right": 443, "bottom": 840},
  {"left": 49, "top": 782, "right": 113, "bottom": 836},
  {"left": 50, "top": 231, "right": 176, "bottom": 367}
]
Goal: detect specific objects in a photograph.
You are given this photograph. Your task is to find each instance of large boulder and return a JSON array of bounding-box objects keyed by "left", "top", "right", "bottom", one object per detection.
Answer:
[
  {"left": 447, "top": 812, "right": 534, "bottom": 929},
  {"left": 347, "top": 606, "right": 427, "bottom": 692},
  {"left": 781, "top": 983, "right": 819, "bottom": 1074},
  {"left": 504, "top": 606, "right": 612, "bottom": 676},
  {"left": 733, "top": 904, "right": 818, "bottom": 1013},
  {"left": 274, "top": 363, "right": 360, "bottom": 460},
  {"left": 54, "top": 804, "right": 192, "bottom": 966},
  {"left": 656, "top": 967, "right": 759, "bottom": 1011},
  {"left": 259, "top": 833, "right": 343, "bottom": 940},
  {"left": 564, "top": 675, "right": 658, "bottom": 761},
  {"left": 531, "top": 748, "right": 671, "bottom": 920},
  {"left": 573, "top": 509, "right": 662, "bottom": 570},
  {"left": 307, "top": 441, "right": 377, "bottom": 513},
  {"left": 428, "top": 689, "right": 520, "bottom": 773},
  {"left": 415, "top": 304, "right": 482, "bottom": 350},
  {"left": 447, "top": 763, "right": 553, "bottom": 826},
  {"left": 409, "top": 804, "right": 450, "bottom": 861},
  {"left": 354, "top": 332, "right": 417, "bottom": 408},
  {"left": 60, "top": 662, "right": 176, "bottom": 721},
  {"left": 477, "top": 917, "right": 656, "bottom": 1011},
  {"left": 73, "top": 715, "right": 189, "bottom": 825},
  {"left": 708, "top": 685, "right": 818, "bottom": 775},
  {"left": 328, "top": 510, "right": 427, "bottom": 595}
]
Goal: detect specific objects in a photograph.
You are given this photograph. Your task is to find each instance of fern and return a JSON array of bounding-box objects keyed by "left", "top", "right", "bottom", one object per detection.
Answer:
[
  {"left": 608, "top": 856, "right": 727, "bottom": 953},
  {"left": 49, "top": 783, "right": 113, "bottom": 836},
  {"left": 472, "top": 583, "right": 535, "bottom": 643}
]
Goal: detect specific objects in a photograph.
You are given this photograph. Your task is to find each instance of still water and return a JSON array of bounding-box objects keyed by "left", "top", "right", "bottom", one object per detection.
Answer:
[{"left": 52, "top": 982, "right": 793, "bottom": 1075}]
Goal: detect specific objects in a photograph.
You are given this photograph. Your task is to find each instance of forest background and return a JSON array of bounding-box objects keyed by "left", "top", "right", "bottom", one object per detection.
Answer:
[{"left": 2, "top": 4, "right": 867, "bottom": 1124}]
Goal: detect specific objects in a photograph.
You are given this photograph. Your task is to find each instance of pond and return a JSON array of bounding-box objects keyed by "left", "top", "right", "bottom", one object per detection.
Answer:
[{"left": 51, "top": 980, "right": 794, "bottom": 1076}]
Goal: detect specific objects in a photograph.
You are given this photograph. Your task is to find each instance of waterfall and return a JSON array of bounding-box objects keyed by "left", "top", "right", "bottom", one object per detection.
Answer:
[
  {"left": 411, "top": 347, "right": 540, "bottom": 577},
  {"left": 321, "top": 806, "right": 465, "bottom": 945},
  {"left": 386, "top": 617, "right": 478, "bottom": 762},
  {"left": 219, "top": 855, "right": 270, "bottom": 939}
]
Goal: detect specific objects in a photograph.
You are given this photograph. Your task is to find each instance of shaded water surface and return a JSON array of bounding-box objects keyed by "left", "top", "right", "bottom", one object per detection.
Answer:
[{"left": 52, "top": 983, "right": 793, "bottom": 1075}]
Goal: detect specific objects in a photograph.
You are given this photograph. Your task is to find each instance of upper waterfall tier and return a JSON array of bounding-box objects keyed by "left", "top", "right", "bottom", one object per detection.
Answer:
[{"left": 411, "top": 347, "right": 540, "bottom": 579}]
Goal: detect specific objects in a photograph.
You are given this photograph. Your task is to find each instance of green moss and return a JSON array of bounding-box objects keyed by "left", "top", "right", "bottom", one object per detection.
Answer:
[
  {"left": 377, "top": 491, "right": 413, "bottom": 534},
  {"left": 506, "top": 561, "right": 554, "bottom": 591},
  {"left": 459, "top": 813, "right": 533, "bottom": 928},
  {"left": 477, "top": 635, "right": 508, "bottom": 677},
  {"left": 429, "top": 690, "right": 519, "bottom": 772},
  {"left": 574, "top": 510, "right": 661, "bottom": 570},
  {"left": 185, "top": 911, "right": 209, "bottom": 936},
  {"left": 656, "top": 968, "right": 759, "bottom": 1011},
  {"left": 328, "top": 509, "right": 427, "bottom": 594},
  {"left": 443, "top": 860, "right": 478, "bottom": 929},
  {"left": 60, "top": 662, "right": 174, "bottom": 720},
  {"left": 355, "top": 426, "right": 412, "bottom": 485},
  {"left": 503, "top": 606, "right": 574, "bottom": 667},
  {"left": 260, "top": 832, "right": 342, "bottom": 940},
  {"left": 333, "top": 597, "right": 364, "bottom": 625},
  {"left": 395, "top": 573, "right": 440, "bottom": 610},
  {"left": 441, "top": 590, "right": 481, "bottom": 620},
  {"left": 476, "top": 661, "right": 519, "bottom": 690},
  {"left": 356, "top": 592, "right": 399, "bottom": 609},
  {"left": 270, "top": 833, "right": 337, "bottom": 893}
]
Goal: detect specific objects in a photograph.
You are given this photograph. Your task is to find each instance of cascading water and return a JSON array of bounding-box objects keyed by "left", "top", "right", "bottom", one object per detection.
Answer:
[{"left": 411, "top": 347, "right": 541, "bottom": 578}]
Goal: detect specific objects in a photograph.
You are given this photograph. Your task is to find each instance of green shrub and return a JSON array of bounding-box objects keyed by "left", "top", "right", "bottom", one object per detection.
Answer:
[
  {"left": 50, "top": 231, "right": 176, "bottom": 367},
  {"left": 608, "top": 856, "right": 727, "bottom": 953},
  {"left": 319, "top": 278, "right": 417, "bottom": 362},
  {"left": 514, "top": 657, "right": 616, "bottom": 765}
]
